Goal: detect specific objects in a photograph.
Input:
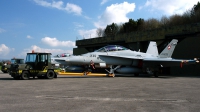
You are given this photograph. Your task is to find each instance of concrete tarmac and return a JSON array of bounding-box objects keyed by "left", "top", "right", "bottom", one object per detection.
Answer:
[{"left": 0, "top": 71, "right": 200, "bottom": 112}]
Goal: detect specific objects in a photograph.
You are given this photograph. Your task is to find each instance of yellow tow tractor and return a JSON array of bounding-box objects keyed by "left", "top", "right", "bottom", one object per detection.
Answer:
[{"left": 9, "top": 51, "right": 59, "bottom": 80}]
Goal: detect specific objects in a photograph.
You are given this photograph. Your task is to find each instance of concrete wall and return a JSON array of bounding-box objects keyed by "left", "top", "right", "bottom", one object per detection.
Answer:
[
  {"left": 170, "top": 35, "right": 200, "bottom": 75},
  {"left": 73, "top": 48, "right": 88, "bottom": 55}
]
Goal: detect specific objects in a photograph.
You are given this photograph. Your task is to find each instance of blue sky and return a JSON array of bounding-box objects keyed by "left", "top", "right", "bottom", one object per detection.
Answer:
[{"left": 0, "top": 0, "right": 199, "bottom": 59}]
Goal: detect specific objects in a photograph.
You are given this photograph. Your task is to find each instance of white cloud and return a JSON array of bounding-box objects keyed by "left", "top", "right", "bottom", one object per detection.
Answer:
[
  {"left": 141, "top": 0, "right": 200, "bottom": 15},
  {"left": 78, "top": 2, "right": 136, "bottom": 38},
  {"left": 0, "top": 44, "right": 11, "bottom": 56},
  {"left": 41, "top": 37, "right": 75, "bottom": 47},
  {"left": 27, "top": 35, "right": 33, "bottom": 39},
  {"left": 101, "top": 0, "right": 109, "bottom": 5},
  {"left": 78, "top": 29, "right": 97, "bottom": 39},
  {"left": 20, "top": 45, "right": 73, "bottom": 58},
  {"left": 0, "top": 28, "right": 6, "bottom": 33},
  {"left": 33, "top": 0, "right": 82, "bottom": 15},
  {"left": 52, "top": 1, "right": 63, "bottom": 10},
  {"left": 65, "top": 3, "right": 82, "bottom": 15},
  {"left": 94, "top": 2, "right": 136, "bottom": 28}
]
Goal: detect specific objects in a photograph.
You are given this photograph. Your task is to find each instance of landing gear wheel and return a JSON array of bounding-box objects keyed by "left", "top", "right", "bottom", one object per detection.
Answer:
[
  {"left": 46, "top": 70, "right": 55, "bottom": 79},
  {"left": 112, "top": 73, "right": 115, "bottom": 77},
  {"left": 154, "top": 71, "right": 158, "bottom": 77},
  {"left": 83, "top": 72, "right": 87, "bottom": 76},
  {"left": 21, "top": 71, "right": 30, "bottom": 80},
  {"left": 134, "top": 73, "right": 139, "bottom": 77},
  {"left": 108, "top": 73, "right": 115, "bottom": 77}
]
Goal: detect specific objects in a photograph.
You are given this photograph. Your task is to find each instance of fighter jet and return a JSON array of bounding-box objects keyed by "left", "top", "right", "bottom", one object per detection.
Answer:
[{"left": 53, "top": 39, "right": 199, "bottom": 77}]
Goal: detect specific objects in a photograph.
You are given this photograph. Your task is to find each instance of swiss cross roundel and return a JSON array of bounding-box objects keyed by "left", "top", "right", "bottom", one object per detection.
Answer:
[{"left": 168, "top": 45, "right": 171, "bottom": 50}]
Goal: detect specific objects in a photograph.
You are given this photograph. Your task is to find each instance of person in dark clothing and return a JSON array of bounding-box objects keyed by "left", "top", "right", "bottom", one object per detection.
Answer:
[{"left": 90, "top": 60, "right": 95, "bottom": 72}]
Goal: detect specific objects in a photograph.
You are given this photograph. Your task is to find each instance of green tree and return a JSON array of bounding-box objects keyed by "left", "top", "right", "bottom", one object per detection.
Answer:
[
  {"left": 136, "top": 18, "right": 145, "bottom": 30},
  {"left": 104, "top": 23, "right": 119, "bottom": 37},
  {"left": 144, "top": 18, "right": 160, "bottom": 30},
  {"left": 191, "top": 1, "right": 200, "bottom": 22},
  {"left": 96, "top": 28, "right": 104, "bottom": 37},
  {"left": 160, "top": 16, "right": 169, "bottom": 27},
  {"left": 191, "top": 2, "right": 200, "bottom": 16},
  {"left": 123, "top": 19, "right": 137, "bottom": 33},
  {"left": 169, "top": 14, "right": 183, "bottom": 26}
]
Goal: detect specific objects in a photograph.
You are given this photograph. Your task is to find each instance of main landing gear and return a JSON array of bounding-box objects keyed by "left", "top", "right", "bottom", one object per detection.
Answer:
[
  {"left": 146, "top": 68, "right": 159, "bottom": 77},
  {"left": 105, "top": 65, "right": 121, "bottom": 77}
]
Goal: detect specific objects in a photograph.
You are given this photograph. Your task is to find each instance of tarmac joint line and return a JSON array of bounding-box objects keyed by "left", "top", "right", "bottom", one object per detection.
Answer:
[{"left": 35, "top": 95, "right": 188, "bottom": 102}]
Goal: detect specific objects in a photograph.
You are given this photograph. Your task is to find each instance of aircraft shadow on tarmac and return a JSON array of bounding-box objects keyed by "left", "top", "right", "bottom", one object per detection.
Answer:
[
  {"left": 58, "top": 75, "right": 174, "bottom": 79},
  {"left": 0, "top": 77, "right": 52, "bottom": 80},
  {"left": 0, "top": 78, "right": 14, "bottom": 80},
  {"left": 0, "top": 73, "right": 199, "bottom": 80}
]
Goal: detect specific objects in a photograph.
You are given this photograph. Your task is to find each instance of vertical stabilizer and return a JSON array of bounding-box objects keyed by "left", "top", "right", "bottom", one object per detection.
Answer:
[
  {"left": 159, "top": 39, "right": 178, "bottom": 58},
  {"left": 146, "top": 41, "right": 159, "bottom": 56}
]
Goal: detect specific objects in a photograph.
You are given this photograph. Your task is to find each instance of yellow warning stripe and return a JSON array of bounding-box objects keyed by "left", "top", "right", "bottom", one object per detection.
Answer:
[{"left": 17, "top": 69, "right": 59, "bottom": 74}]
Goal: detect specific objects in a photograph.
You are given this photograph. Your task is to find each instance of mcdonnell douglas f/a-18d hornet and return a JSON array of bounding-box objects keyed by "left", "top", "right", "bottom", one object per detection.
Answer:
[{"left": 52, "top": 39, "right": 199, "bottom": 77}]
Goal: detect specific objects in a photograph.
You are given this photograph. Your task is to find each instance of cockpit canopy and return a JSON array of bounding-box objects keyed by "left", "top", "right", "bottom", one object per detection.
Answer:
[{"left": 95, "top": 45, "right": 129, "bottom": 52}]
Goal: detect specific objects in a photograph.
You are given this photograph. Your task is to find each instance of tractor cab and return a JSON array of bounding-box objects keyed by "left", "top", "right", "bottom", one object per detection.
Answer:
[
  {"left": 1, "top": 58, "right": 24, "bottom": 73},
  {"left": 9, "top": 52, "right": 58, "bottom": 80},
  {"left": 25, "top": 53, "right": 52, "bottom": 70},
  {"left": 11, "top": 58, "right": 24, "bottom": 64}
]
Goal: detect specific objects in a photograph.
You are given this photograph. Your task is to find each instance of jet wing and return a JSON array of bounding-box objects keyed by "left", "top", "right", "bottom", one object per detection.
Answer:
[{"left": 143, "top": 58, "right": 197, "bottom": 67}]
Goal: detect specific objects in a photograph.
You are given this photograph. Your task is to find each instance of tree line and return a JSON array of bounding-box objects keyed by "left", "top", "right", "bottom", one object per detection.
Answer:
[{"left": 96, "top": 2, "right": 200, "bottom": 37}]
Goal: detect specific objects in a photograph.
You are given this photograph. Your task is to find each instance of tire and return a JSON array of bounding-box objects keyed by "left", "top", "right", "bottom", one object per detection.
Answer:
[
  {"left": 54, "top": 72, "right": 58, "bottom": 78},
  {"left": 154, "top": 71, "right": 158, "bottom": 77},
  {"left": 46, "top": 70, "right": 55, "bottom": 79},
  {"left": 134, "top": 73, "right": 139, "bottom": 77},
  {"left": 21, "top": 71, "right": 30, "bottom": 80}
]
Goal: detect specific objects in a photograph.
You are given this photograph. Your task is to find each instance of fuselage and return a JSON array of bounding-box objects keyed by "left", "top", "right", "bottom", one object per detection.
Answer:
[{"left": 64, "top": 45, "right": 158, "bottom": 68}]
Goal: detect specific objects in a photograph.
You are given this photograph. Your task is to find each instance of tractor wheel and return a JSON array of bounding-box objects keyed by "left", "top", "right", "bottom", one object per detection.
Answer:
[
  {"left": 54, "top": 72, "right": 58, "bottom": 78},
  {"left": 21, "top": 71, "right": 30, "bottom": 80},
  {"left": 46, "top": 70, "right": 55, "bottom": 79}
]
